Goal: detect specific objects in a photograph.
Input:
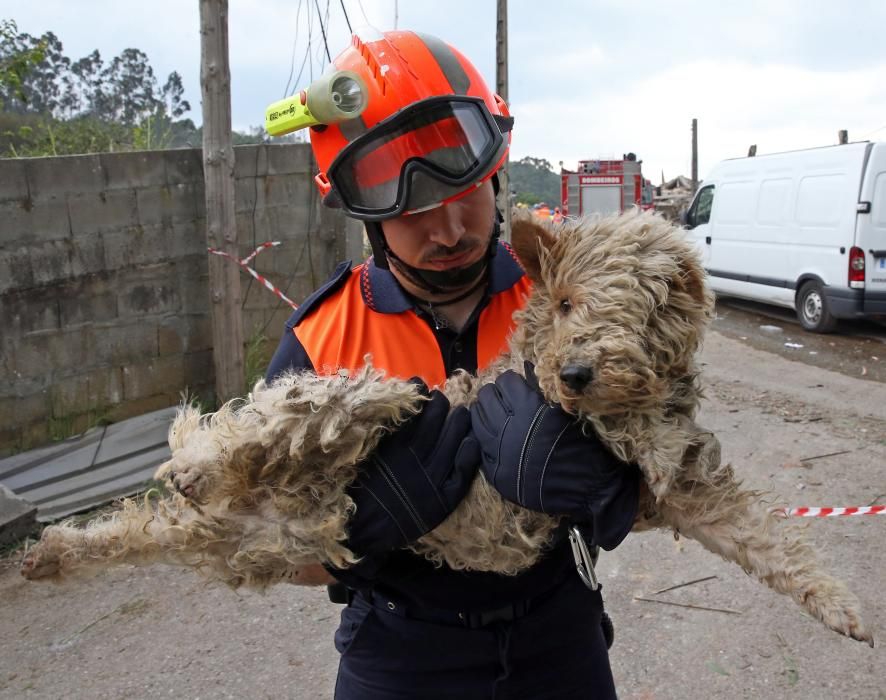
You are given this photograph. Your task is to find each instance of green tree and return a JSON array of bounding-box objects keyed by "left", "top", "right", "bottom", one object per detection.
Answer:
[
  {"left": 68, "top": 49, "right": 104, "bottom": 117},
  {"left": 0, "top": 19, "right": 46, "bottom": 108},
  {"left": 510, "top": 156, "right": 561, "bottom": 207},
  {"left": 98, "top": 48, "right": 159, "bottom": 126},
  {"left": 0, "top": 24, "right": 197, "bottom": 157},
  {"left": 160, "top": 71, "right": 190, "bottom": 120}
]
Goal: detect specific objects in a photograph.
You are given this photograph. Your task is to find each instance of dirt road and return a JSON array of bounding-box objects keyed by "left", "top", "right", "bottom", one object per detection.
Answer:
[{"left": 2, "top": 327, "right": 885, "bottom": 699}]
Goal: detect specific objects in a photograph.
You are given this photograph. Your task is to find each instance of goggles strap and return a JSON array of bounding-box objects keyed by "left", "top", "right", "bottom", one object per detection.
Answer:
[{"left": 493, "top": 114, "right": 515, "bottom": 134}]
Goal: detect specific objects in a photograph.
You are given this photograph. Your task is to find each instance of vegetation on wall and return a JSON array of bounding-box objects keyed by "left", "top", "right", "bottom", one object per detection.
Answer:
[{"left": 0, "top": 20, "right": 266, "bottom": 157}]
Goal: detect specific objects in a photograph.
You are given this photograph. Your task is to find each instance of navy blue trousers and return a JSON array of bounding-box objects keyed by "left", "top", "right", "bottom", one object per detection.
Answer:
[{"left": 333, "top": 574, "right": 617, "bottom": 699}]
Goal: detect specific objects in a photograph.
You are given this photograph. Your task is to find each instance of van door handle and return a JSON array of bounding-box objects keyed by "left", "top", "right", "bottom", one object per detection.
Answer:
[
  {"left": 870, "top": 249, "right": 886, "bottom": 257},
  {"left": 705, "top": 236, "right": 711, "bottom": 245}
]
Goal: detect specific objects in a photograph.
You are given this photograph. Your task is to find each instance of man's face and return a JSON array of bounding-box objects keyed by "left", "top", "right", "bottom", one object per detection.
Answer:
[{"left": 380, "top": 180, "right": 496, "bottom": 273}]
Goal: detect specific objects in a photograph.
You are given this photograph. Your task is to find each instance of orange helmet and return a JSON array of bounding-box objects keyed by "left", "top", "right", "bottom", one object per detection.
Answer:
[{"left": 310, "top": 30, "right": 513, "bottom": 221}]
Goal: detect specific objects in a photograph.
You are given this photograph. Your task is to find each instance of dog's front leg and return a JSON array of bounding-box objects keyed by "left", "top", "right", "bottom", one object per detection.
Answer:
[
  {"left": 653, "top": 477, "right": 872, "bottom": 646},
  {"left": 637, "top": 418, "right": 712, "bottom": 500}
]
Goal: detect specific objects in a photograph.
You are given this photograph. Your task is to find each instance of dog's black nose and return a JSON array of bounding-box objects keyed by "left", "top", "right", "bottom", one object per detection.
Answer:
[{"left": 559, "top": 365, "right": 593, "bottom": 392}]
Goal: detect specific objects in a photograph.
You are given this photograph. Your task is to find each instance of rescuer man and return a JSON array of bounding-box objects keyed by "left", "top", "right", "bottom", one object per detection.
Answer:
[{"left": 266, "top": 29, "right": 640, "bottom": 699}]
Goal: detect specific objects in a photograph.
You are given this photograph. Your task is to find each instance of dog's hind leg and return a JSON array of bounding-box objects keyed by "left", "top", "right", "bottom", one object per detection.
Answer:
[
  {"left": 21, "top": 500, "right": 160, "bottom": 581},
  {"left": 653, "top": 471, "right": 872, "bottom": 646},
  {"left": 415, "top": 476, "right": 559, "bottom": 574},
  {"left": 20, "top": 497, "right": 247, "bottom": 587}
]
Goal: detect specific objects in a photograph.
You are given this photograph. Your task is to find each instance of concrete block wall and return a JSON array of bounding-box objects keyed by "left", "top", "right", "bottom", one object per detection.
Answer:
[{"left": 0, "top": 144, "right": 363, "bottom": 455}]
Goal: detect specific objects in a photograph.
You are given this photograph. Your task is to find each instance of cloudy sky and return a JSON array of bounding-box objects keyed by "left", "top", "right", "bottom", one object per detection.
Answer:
[{"left": 6, "top": 0, "right": 886, "bottom": 182}]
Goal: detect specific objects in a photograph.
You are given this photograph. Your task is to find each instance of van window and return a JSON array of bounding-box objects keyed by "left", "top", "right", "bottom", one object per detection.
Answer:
[
  {"left": 717, "top": 182, "right": 754, "bottom": 224},
  {"left": 687, "top": 185, "right": 714, "bottom": 228},
  {"left": 796, "top": 174, "right": 845, "bottom": 226},
  {"left": 757, "top": 178, "right": 791, "bottom": 225}
]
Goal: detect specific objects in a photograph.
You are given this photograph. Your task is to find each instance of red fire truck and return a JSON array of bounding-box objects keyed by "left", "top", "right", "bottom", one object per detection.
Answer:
[{"left": 560, "top": 153, "right": 654, "bottom": 217}]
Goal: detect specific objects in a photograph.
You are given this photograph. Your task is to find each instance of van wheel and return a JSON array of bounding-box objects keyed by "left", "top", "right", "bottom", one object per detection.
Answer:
[{"left": 796, "top": 281, "right": 837, "bottom": 333}]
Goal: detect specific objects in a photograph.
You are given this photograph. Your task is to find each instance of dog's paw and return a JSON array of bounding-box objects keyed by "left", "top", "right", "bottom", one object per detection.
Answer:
[
  {"left": 802, "top": 586, "right": 874, "bottom": 647},
  {"left": 823, "top": 603, "right": 873, "bottom": 647},
  {"left": 648, "top": 477, "right": 672, "bottom": 502},
  {"left": 825, "top": 606, "right": 874, "bottom": 647},
  {"left": 640, "top": 465, "right": 674, "bottom": 502},
  {"left": 20, "top": 544, "right": 61, "bottom": 581}
]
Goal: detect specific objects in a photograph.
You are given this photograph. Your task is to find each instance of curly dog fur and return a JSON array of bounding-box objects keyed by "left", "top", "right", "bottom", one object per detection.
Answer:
[{"left": 21, "top": 210, "right": 871, "bottom": 645}]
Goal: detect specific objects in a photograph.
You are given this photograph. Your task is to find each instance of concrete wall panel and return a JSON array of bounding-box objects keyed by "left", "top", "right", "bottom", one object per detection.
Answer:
[{"left": 0, "top": 144, "right": 360, "bottom": 455}]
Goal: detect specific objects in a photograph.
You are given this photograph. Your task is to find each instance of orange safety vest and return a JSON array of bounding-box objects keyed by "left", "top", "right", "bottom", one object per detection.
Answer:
[{"left": 294, "top": 265, "right": 531, "bottom": 387}]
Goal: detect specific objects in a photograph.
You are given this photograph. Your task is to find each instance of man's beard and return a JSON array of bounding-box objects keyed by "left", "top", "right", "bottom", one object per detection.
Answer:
[
  {"left": 384, "top": 219, "right": 499, "bottom": 296},
  {"left": 412, "top": 233, "right": 490, "bottom": 291},
  {"left": 418, "top": 235, "right": 485, "bottom": 266}
]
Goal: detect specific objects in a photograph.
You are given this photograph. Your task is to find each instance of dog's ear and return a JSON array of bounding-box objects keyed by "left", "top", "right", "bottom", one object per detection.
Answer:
[
  {"left": 662, "top": 250, "right": 714, "bottom": 367},
  {"left": 510, "top": 214, "right": 557, "bottom": 283}
]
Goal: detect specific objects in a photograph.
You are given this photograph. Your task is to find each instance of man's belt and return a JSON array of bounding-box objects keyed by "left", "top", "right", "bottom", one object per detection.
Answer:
[{"left": 356, "top": 588, "right": 544, "bottom": 630}]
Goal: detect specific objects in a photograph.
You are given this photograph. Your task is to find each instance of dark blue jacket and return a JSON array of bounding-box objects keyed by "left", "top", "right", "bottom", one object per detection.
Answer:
[{"left": 267, "top": 244, "right": 578, "bottom": 610}]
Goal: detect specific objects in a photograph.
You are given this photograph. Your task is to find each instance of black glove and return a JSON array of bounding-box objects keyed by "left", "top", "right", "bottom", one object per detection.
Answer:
[
  {"left": 470, "top": 362, "right": 640, "bottom": 550},
  {"left": 343, "top": 382, "right": 480, "bottom": 558}
]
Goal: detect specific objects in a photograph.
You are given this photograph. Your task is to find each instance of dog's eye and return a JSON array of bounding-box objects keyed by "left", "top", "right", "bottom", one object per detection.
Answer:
[{"left": 559, "top": 299, "right": 572, "bottom": 314}]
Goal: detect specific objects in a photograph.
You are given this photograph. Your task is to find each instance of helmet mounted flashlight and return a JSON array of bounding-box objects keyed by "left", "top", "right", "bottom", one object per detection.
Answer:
[{"left": 265, "top": 70, "right": 368, "bottom": 136}]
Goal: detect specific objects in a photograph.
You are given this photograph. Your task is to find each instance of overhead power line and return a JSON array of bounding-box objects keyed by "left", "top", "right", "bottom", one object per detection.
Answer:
[
  {"left": 339, "top": 0, "right": 353, "bottom": 33},
  {"left": 313, "top": 0, "right": 332, "bottom": 63},
  {"left": 282, "top": 0, "right": 306, "bottom": 97},
  {"left": 355, "top": 0, "right": 371, "bottom": 25},
  {"left": 860, "top": 123, "right": 886, "bottom": 139}
]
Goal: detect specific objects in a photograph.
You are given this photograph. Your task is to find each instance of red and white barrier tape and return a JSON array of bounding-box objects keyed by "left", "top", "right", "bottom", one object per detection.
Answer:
[
  {"left": 208, "top": 242, "right": 298, "bottom": 310},
  {"left": 240, "top": 240, "right": 280, "bottom": 265},
  {"left": 774, "top": 505, "right": 886, "bottom": 518}
]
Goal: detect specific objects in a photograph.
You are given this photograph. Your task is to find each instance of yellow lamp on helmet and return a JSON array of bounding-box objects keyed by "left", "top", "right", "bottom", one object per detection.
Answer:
[{"left": 264, "top": 70, "right": 368, "bottom": 137}]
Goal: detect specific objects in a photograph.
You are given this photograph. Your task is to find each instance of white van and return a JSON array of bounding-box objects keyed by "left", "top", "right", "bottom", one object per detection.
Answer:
[{"left": 684, "top": 141, "right": 886, "bottom": 332}]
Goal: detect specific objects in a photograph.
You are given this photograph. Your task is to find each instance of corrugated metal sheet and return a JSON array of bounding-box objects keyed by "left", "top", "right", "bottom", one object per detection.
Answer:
[{"left": 0, "top": 407, "right": 176, "bottom": 522}]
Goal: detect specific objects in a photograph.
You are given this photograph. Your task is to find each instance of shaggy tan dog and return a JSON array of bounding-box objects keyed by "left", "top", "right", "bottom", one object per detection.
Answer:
[{"left": 21, "top": 211, "right": 871, "bottom": 646}]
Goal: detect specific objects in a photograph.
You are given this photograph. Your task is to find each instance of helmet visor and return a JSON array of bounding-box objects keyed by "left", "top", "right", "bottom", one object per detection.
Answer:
[{"left": 327, "top": 96, "right": 507, "bottom": 221}]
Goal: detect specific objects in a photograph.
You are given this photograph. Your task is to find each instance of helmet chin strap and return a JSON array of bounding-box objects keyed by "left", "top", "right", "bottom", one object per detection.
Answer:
[
  {"left": 367, "top": 214, "right": 501, "bottom": 296},
  {"left": 388, "top": 252, "right": 487, "bottom": 294}
]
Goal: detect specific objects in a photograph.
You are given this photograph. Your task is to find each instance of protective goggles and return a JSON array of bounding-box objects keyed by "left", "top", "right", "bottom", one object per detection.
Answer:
[{"left": 326, "top": 96, "right": 512, "bottom": 221}]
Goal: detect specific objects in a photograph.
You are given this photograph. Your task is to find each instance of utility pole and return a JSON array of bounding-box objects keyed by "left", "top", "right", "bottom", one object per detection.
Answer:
[
  {"left": 199, "top": 0, "right": 244, "bottom": 402},
  {"left": 496, "top": 0, "right": 510, "bottom": 241},
  {"left": 691, "top": 118, "right": 698, "bottom": 192}
]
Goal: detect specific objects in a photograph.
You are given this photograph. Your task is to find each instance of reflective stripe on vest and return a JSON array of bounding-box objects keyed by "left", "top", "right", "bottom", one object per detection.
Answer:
[{"left": 294, "top": 264, "right": 531, "bottom": 386}]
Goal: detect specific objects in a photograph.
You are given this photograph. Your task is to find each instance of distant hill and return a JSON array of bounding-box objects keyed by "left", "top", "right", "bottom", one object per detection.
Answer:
[{"left": 509, "top": 156, "right": 560, "bottom": 206}]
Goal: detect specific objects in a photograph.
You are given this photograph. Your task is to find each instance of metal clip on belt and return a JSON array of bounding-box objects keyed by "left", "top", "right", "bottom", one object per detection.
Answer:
[{"left": 568, "top": 525, "right": 599, "bottom": 591}]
